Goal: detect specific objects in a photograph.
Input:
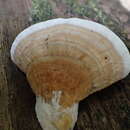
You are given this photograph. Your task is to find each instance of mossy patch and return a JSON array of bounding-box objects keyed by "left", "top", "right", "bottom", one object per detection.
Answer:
[
  {"left": 31, "top": 0, "right": 55, "bottom": 23},
  {"left": 31, "top": 0, "right": 121, "bottom": 31}
]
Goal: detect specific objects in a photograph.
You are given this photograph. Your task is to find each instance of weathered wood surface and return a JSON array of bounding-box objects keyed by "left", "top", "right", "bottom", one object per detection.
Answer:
[
  {"left": 0, "top": 0, "right": 130, "bottom": 130},
  {"left": 0, "top": 0, "right": 41, "bottom": 130}
]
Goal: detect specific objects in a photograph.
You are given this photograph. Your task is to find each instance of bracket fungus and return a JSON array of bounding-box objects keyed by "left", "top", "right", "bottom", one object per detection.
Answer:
[{"left": 10, "top": 18, "right": 130, "bottom": 130}]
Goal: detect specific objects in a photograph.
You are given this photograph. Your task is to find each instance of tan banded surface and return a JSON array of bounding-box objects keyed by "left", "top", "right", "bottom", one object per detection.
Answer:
[
  {"left": 27, "top": 56, "right": 92, "bottom": 108},
  {"left": 13, "top": 24, "right": 123, "bottom": 106}
]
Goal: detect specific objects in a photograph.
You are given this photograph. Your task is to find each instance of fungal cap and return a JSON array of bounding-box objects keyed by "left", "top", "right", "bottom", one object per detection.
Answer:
[{"left": 10, "top": 18, "right": 130, "bottom": 130}]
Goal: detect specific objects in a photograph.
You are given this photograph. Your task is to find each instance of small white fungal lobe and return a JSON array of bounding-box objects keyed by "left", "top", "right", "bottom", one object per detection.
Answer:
[
  {"left": 10, "top": 18, "right": 130, "bottom": 78},
  {"left": 119, "top": 0, "right": 130, "bottom": 11},
  {"left": 35, "top": 91, "right": 79, "bottom": 130}
]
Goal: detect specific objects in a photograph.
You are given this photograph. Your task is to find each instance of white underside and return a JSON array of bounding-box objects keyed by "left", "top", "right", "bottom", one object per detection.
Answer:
[
  {"left": 35, "top": 91, "right": 79, "bottom": 130},
  {"left": 11, "top": 18, "right": 130, "bottom": 78}
]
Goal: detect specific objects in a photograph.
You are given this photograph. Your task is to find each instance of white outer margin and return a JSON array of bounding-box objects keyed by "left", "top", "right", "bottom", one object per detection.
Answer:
[{"left": 10, "top": 18, "right": 130, "bottom": 78}]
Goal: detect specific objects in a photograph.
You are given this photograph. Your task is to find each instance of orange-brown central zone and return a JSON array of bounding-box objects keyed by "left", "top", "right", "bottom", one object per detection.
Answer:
[{"left": 27, "top": 56, "right": 92, "bottom": 107}]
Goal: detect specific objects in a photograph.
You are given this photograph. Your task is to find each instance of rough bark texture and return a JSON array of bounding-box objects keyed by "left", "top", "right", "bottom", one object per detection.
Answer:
[
  {"left": 0, "top": 0, "right": 41, "bottom": 130},
  {"left": 0, "top": 0, "right": 130, "bottom": 130}
]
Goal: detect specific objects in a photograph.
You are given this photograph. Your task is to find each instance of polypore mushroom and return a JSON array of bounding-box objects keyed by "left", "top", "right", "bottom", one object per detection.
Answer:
[{"left": 10, "top": 18, "right": 130, "bottom": 130}]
